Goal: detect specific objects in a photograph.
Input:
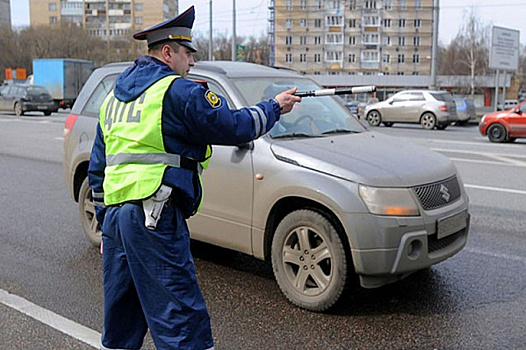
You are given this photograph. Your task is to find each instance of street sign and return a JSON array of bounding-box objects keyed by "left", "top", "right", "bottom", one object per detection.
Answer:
[
  {"left": 236, "top": 45, "right": 246, "bottom": 62},
  {"left": 489, "top": 26, "right": 520, "bottom": 71}
]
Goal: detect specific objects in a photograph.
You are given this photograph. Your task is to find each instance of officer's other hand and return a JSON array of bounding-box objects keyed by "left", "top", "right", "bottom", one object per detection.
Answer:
[{"left": 275, "top": 87, "right": 301, "bottom": 114}]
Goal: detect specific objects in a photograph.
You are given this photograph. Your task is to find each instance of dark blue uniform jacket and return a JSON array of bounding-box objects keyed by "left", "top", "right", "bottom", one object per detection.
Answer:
[{"left": 88, "top": 56, "right": 281, "bottom": 221}]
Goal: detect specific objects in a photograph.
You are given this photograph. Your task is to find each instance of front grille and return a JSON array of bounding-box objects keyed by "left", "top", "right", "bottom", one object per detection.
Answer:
[
  {"left": 412, "top": 176, "right": 461, "bottom": 210},
  {"left": 428, "top": 229, "right": 466, "bottom": 253}
]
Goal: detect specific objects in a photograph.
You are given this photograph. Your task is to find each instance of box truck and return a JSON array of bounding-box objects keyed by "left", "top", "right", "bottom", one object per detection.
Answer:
[{"left": 32, "top": 59, "right": 93, "bottom": 109}]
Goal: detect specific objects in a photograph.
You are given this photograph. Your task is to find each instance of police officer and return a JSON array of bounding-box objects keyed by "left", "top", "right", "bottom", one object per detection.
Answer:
[{"left": 88, "top": 5, "right": 300, "bottom": 350}]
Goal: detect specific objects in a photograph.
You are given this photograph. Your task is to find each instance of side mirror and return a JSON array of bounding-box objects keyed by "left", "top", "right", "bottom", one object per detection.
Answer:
[
  {"left": 514, "top": 108, "right": 521, "bottom": 114},
  {"left": 388, "top": 100, "right": 394, "bottom": 105}
]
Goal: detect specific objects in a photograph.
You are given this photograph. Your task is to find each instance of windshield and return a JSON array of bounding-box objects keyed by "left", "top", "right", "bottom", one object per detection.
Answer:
[
  {"left": 231, "top": 77, "right": 366, "bottom": 138},
  {"left": 430, "top": 92, "right": 453, "bottom": 103},
  {"left": 27, "top": 86, "right": 49, "bottom": 96}
]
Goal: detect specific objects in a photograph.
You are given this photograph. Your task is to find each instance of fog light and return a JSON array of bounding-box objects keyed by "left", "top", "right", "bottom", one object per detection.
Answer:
[{"left": 407, "top": 239, "right": 423, "bottom": 260}]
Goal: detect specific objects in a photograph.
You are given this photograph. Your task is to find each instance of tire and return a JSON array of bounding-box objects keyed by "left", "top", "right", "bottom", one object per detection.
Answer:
[
  {"left": 271, "top": 209, "right": 349, "bottom": 312},
  {"left": 14, "top": 102, "right": 24, "bottom": 116},
  {"left": 508, "top": 137, "right": 516, "bottom": 143},
  {"left": 487, "top": 124, "right": 507, "bottom": 143},
  {"left": 366, "top": 110, "right": 382, "bottom": 127},
  {"left": 420, "top": 112, "right": 436, "bottom": 130},
  {"left": 78, "top": 177, "right": 102, "bottom": 246},
  {"left": 383, "top": 122, "right": 394, "bottom": 127},
  {"left": 44, "top": 111, "right": 52, "bottom": 116},
  {"left": 436, "top": 124, "right": 448, "bottom": 130}
]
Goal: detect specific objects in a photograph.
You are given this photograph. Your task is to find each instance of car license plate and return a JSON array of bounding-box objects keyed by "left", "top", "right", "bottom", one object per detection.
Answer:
[
  {"left": 37, "top": 106, "right": 48, "bottom": 110},
  {"left": 437, "top": 210, "right": 468, "bottom": 239}
]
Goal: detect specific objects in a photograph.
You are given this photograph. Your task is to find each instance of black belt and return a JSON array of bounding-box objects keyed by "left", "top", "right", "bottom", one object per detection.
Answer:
[{"left": 180, "top": 157, "right": 199, "bottom": 172}]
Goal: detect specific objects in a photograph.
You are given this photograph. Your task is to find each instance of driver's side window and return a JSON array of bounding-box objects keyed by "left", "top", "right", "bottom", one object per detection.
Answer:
[
  {"left": 519, "top": 103, "right": 526, "bottom": 114},
  {"left": 393, "top": 94, "right": 408, "bottom": 103}
]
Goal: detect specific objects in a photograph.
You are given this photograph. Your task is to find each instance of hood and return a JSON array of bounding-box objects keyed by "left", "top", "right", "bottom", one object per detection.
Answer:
[
  {"left": 114, "top": 56, "right": 176, "bottom": 102},
  {"left": 270, "top": 132, "right": 456, "bottom": 187}
]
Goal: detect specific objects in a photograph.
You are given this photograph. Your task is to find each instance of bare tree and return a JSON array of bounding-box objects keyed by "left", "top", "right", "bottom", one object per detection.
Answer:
[{"left": 438, "top": 7, "right": 490, "bottom": 96}]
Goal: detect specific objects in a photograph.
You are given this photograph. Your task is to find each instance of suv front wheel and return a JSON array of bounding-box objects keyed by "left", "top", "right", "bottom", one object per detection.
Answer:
[
  {"left": 78, "top": 177, "right": 102, "bottom": 246},
  {"left": 271, "top": 209, "right": 349, "bottom": 311}
]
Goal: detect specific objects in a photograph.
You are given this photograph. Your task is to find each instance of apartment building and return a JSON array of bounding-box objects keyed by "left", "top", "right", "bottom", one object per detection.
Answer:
[
  {"left": 271, "top": 0, "right": 433, "bottom": 75},
  {"left": 29, "top": 0, "right": 178, "bottom": 40},
  {"left": 0, "top": 0, "right": 11, "bottom": 28}
]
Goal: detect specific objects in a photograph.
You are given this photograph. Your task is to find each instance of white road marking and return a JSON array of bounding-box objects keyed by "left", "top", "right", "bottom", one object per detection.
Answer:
[
  {"left": 464, "top": 184, "right": 526, "bottom": 195},
  {"left": 449, "top": 157, "right": 526, "bottom": 168},
  {"left": 0, "top": 288, "right": 100, "bottom": 348},
  {"left": 464, "top": 247, "right": 526, "bottom": 264}
]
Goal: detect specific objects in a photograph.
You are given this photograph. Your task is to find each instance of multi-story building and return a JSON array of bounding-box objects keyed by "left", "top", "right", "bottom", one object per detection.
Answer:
[
  {"left": 0, "top": 0, "right": 11, "bottom": 28},
  {"left": 270, "top": 0, "right": 434, "bottom": 76},
  {"left": 29, "top": 0, "right": 178, "bottom": 40}
]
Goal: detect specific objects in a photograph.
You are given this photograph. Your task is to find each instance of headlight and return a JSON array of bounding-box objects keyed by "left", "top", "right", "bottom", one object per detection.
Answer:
[{"left": 359, "top": 184, "right": 420, "bottom": 216}]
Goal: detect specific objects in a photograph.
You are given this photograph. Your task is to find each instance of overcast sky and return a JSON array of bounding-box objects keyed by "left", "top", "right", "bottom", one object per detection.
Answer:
[{"left": 10, "top": 0, "right": 526, "bottom": 45}]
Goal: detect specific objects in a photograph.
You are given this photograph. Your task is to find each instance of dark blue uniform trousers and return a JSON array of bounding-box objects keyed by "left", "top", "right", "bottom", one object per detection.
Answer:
[{"left": 100, "top": 201, "right": 213, "bottom": 350}]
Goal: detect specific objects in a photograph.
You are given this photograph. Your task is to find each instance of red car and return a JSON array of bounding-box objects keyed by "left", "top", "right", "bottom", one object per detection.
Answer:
[{"left": 479, "top": 101, "right": 526, "bottom": 142}]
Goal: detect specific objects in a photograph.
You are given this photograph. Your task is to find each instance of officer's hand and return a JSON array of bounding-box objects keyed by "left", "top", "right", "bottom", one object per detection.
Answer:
[{"left": 275, "top": 87, "right": 301, "bottom": 114}]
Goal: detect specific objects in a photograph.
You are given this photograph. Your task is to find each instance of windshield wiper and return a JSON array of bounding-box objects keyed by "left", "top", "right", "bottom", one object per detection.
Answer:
[
  {"left": 321, "top": 129, "right": 359, "bottom": 135},
  {"left": 272, "top": 132, "right": 318, "bottom": 139}
]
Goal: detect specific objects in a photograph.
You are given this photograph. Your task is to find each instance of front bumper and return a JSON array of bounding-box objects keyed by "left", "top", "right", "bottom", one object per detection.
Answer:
[{"left": 343, "top": 198, "right": 470, "bottom": 288}]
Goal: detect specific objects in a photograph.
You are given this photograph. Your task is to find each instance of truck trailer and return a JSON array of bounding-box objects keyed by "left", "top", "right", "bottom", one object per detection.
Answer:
[{"left": 32, "top": 59, "right": 93, "bottom": 109}]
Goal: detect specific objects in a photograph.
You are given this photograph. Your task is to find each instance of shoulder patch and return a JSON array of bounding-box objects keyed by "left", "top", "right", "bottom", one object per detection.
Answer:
[{"left": 204, "top": 90, "right": 222, "bottom": 108}]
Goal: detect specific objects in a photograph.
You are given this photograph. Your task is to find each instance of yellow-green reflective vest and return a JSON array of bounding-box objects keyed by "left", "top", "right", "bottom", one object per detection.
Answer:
[{"left": 99, "top": 75, "right": 211, "bottom": 206}]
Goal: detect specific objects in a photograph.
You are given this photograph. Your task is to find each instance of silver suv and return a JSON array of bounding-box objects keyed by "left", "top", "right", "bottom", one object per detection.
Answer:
[
  {"left": 365, "top": 90, "right": 458, "bottom": 129},
  {"left": 63, "top": 61, "right": 470, "bottom": 311}
]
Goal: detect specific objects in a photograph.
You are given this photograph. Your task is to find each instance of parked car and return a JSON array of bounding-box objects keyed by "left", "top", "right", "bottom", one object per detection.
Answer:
[
  {"left": 0, "top": 84, "right": 56, "bottom": 116},
  {"left": 453, "top": 97, "right": 477, "bottom": 124},
  {"left": 63, "top": 61, "right": 470, "bottom": 311},
  {"left": 365, "top": 90, "right": 458, "bottom": 130},
  {"left": 345, "top": 100, "right": 360, "bottom": 114},
  {"left": 479, "top": 100, "right": 526, "bottom": 143},
  {"left": 497, "top": 99, "right": 518, "bottom": 111}
]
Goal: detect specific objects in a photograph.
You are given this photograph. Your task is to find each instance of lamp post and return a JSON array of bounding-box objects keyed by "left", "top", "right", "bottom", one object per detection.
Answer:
[{"left": 232, "top": 0, "right": 236, "bottom": 61}]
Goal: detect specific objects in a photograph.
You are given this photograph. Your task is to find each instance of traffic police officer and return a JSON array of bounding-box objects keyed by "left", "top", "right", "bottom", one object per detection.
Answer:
[{"left": 88, "top": 5, "right": 300, "bottom": 350}]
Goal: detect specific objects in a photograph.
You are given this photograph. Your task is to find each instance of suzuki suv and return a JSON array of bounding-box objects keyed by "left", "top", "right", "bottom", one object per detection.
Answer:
[{"left": 63, "top": 61, "right": 470, "bottom": 311}]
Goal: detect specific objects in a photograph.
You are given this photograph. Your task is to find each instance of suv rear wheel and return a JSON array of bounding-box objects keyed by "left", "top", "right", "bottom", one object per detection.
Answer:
[
  {"left": 420, "top": 112, "right": 436, "bottom": 130},
  {"left": 271, "top": 209, "right": 349, "bottom": 311},
  {"left": 14, "top": 102, "right": 24, "bottom": 116},
  {"left": 78, "top": 177, "right": 102, "bottom": 246},
  {"left": 366, "top": 110, "right": 382, "bottom": 127}
]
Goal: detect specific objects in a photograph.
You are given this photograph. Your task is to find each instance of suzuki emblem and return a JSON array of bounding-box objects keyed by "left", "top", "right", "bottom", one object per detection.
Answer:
[{"left": 440, "top": 184, "right": 451, "bottom": 202}]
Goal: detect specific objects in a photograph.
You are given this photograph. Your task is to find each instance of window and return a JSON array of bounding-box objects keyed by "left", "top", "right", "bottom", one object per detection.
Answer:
[
  {"left": 364, "top": 1, "right": 377, "bottom": 9},
  {"left": 286, "top": 0, "right": 293, "bottom": 10},
  {"left": 349, "top": 0, "right": 357, "bottom": 10},
  {"left": 362, "top": 50, "right": 379, "bottom": 62},
  {"left": 314, "top": 19, "right": 322, "bottom": 28},
  {"left": 383, "top": 19, "right": 391, "bottom": 27},
  {"left": 363, "top": 16, "right": 380, "bottom": 26},
  {"left": 383, "top": 36, "right": 391, "bottom": 45},
  {"left": 326, "top": 51, "right": 343, "bottom": 62},
  {"left": 384, "top": 0, "right": 392, "bottom": 10},
  {"left": 314, "top": 53, "right": 321, "bottom": 62},
  {"left": 314, "top": 36, "right": 322, "bottom": 45},
  {"left": 414, "top": 19, "right": 421, "bottom": 28},
  {"left": 285, "top": 36, "right": 292, "bottom": 45},
  {"left": 398, "top": 36, "right": 405, "bottom": 46},
  {"left": 397, "top": 54, "right": 405, "bottom": 63},
  {"left": 300, "top": 36, "right": 307, "bottom": 45},
  {"left": 348, "top": 53, "right": 356, "bottom": 63},
  {"left": 135, "top": 3, "right": 143, "bottom": 11},
  {"left": 314, "top": 0, "right": 322, "bottom": 10},
  {"left": 300, "top": 53, "right": 307, "bottom": 62},
  {"left": 413, "top": 36, "right": 420, "bottom": 46},
  {"left": 349, "top": 36, "right": 356, "bottom": 45},
  {"left": 413, "top": 54, "right": 420, "bottom": 63},
  {"left": 285, "top": 19, "right": 293, "bottom": 29},
  {"left": 300, "top": 18, "right": 307, "bottom": 27},
  {"left": 135, "top": 16, "right": 143, "bottom": 25},
  {"left": 400, "top": 0, "right": 407, "bottom": 10},
  {"left": 82, "top": 74, "right": 118, "bottom": 118},
  {"left": 349, "top": 19, "right": 356, "bottom": 28},
  {"left": 285, "top": 53, "right": 292, "bottom": 63},
  {"left": 413, "top": 71, "right": 419, "bottom": 75},
  {"left": 383, "top": 54, "right": 390, "bottom": 63},
  {"left": 300, "top": 0, "right": 307, "bottom": 10},
  {"left": 326, "top": 16, "right": 343, "bottom": 26},
  {"left": 399, "top": 19, "right": 406, "bottom": 27},
  {"left": 415, "top": 0, "right": 422, "bottom": 10},
  {"left": 326, "top": 34, "right": 343, "bottom": 44},
  {"left": 397, "top": 71, "right": 405, "bottom": 75},
  {"left": 49, "top": 16, "right": 57, "bottom": 24},
  {"left": 363, "top": 33, "right": 379, "bottom": 44},
  {"left": 49, "top": 2, "right": 57, "bottom": 11}
]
